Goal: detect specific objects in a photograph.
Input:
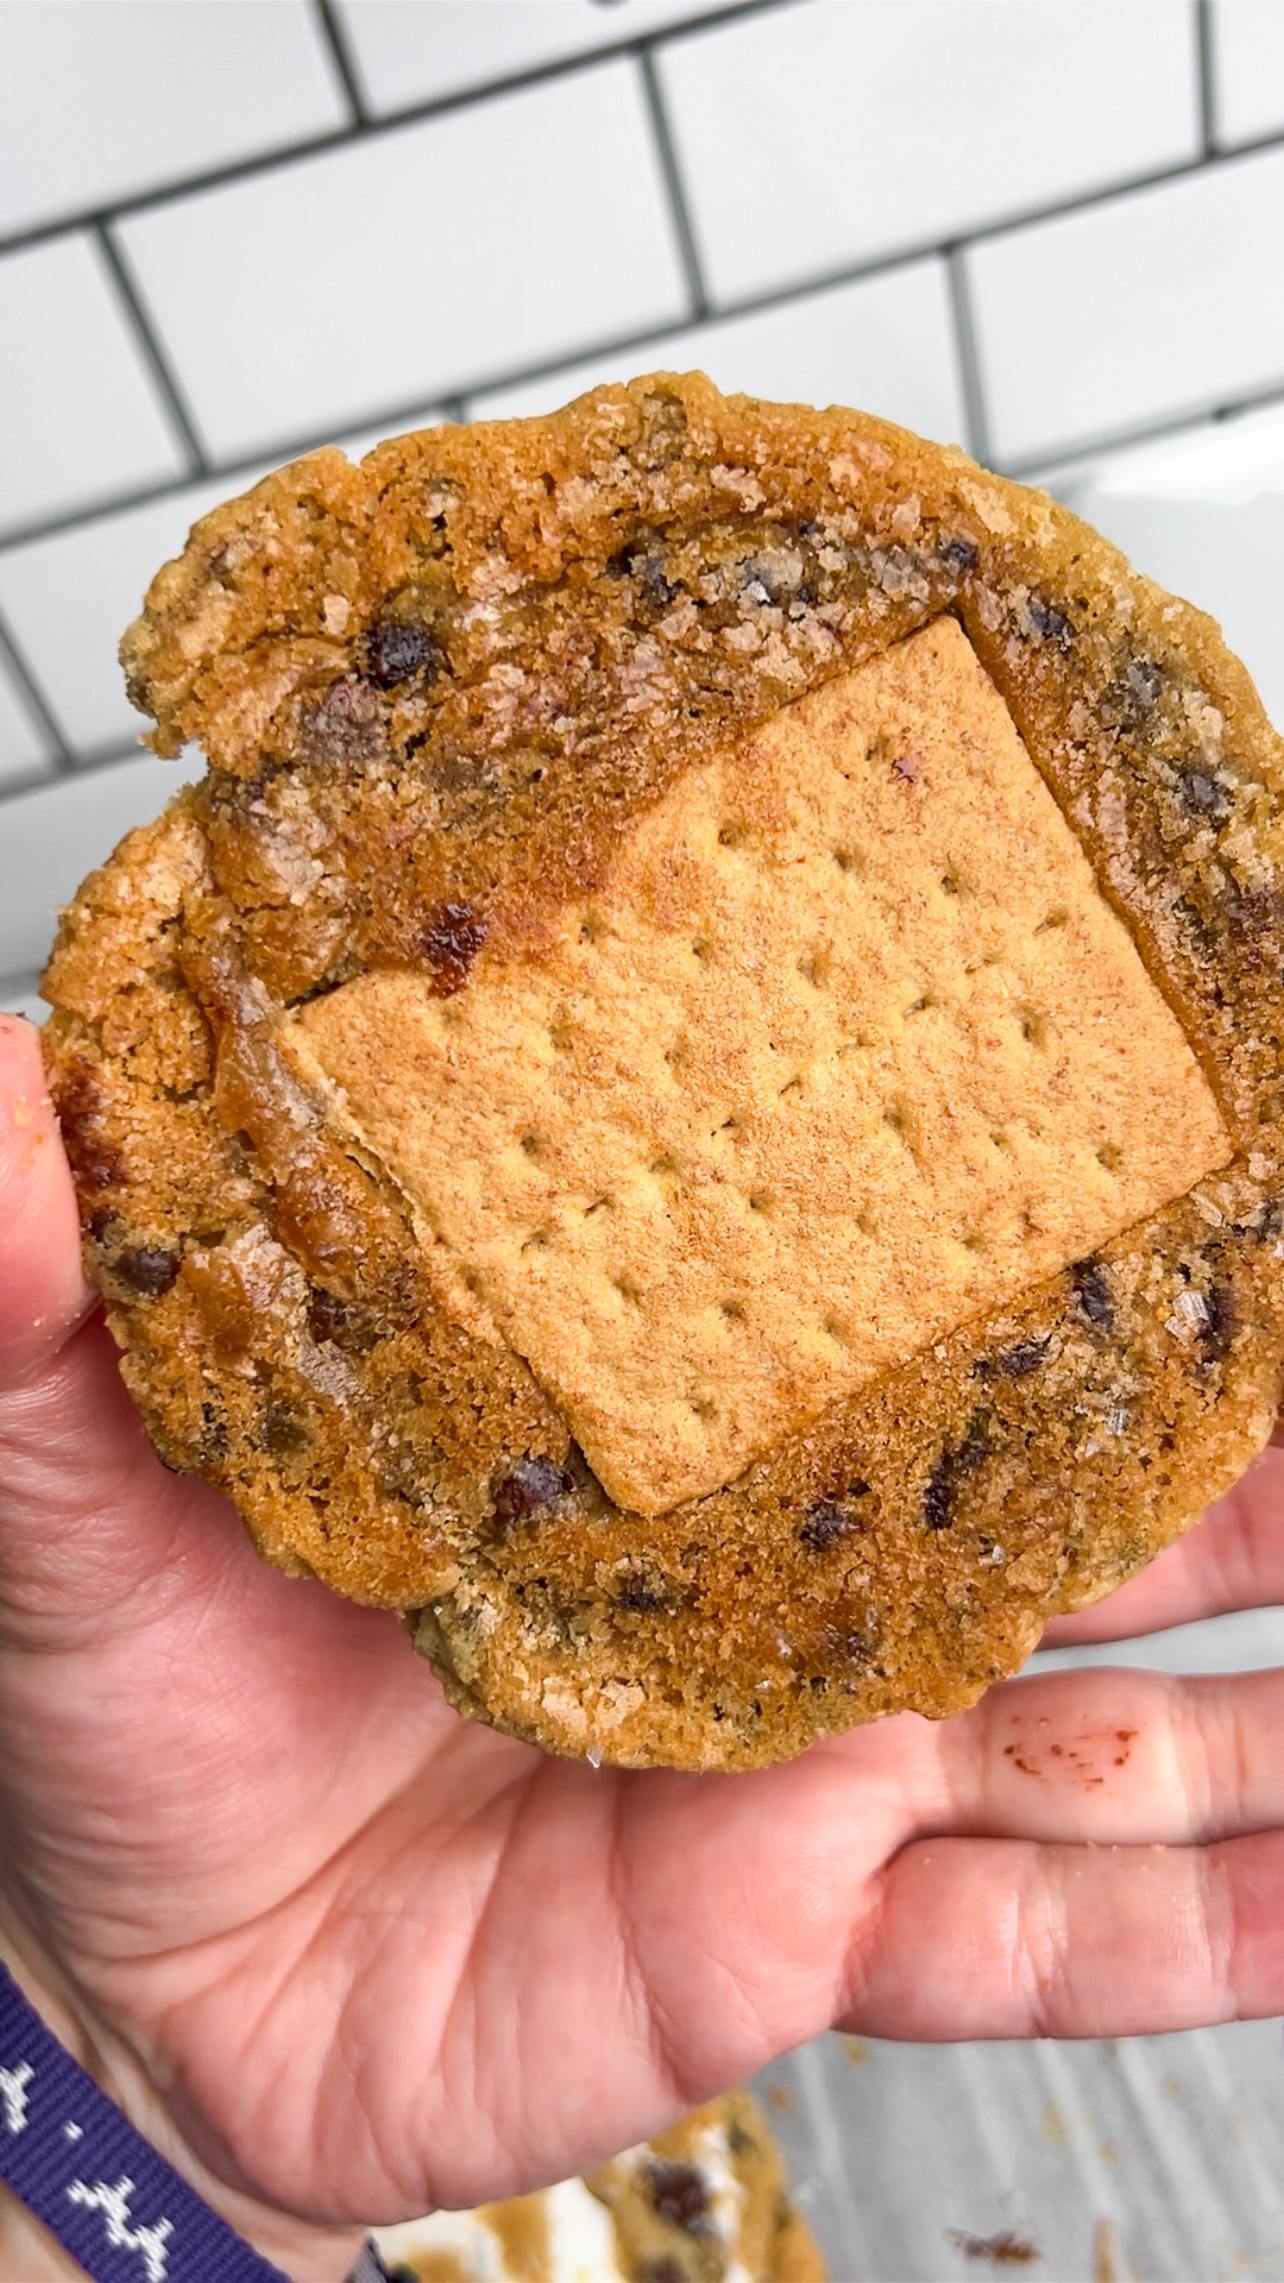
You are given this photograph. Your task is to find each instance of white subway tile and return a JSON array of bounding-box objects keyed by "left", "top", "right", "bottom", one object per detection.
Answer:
[
  {"left": 0, "top": 234, "right": 184, "bottom": 537},
  {"left": 1213, "top": 0, "right": 1284, "bottom": 147},
  {"left": 472, "top": 258, "right": 967, "bottom": 444},
  {"left": 118, "top": 62, "right": 688, "bottom": 461},
  {"left": 338, "top": 0, "right": 722, "bottom": 112},
  {"left": 659, "top": 0, "right": 1200, "bottom": 304},
  {"left": 0, "top": 1, "right": 347, "bottom": 237},
  {"left": 0, "top": 751, "right": 205, "bottom": 977},
  {"left": 0, "top": 466, "right": 281, "bottom": 755},
  {"left": 0, "top": 654, "right": 52, "bottom": 787},
  {"left": 970, "top": 145, "right": 1284, "bottom": 465}
]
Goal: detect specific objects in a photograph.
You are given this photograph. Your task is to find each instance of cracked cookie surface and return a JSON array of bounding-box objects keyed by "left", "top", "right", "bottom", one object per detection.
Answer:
[{"left": 41, "top": 373, "right": 1284, "bottom": 1769}]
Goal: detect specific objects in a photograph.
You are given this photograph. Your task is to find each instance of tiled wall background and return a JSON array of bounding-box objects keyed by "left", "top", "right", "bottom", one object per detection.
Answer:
[{"left": 3, "top": 0, "right": 1284, "bottom": 1014}]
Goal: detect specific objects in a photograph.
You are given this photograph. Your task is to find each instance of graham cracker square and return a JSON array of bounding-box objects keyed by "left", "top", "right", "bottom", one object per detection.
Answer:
[{"left": 287, "top": 617, "right": 1230, "bottom": 1515}]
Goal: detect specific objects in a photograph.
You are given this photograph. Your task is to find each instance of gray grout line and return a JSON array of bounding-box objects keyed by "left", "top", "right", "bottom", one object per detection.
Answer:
[
  {"left": 0, "top": 0, "right": 789, "bottom": 260},
  {"left": 310, "top": 0, "right": 371, "bottom": 128},
  {"left": 94, "top": 223, "right": 210, "bottom": 479},
  {"left": 1004, "top": 368, "right": 1284, "bottom": 481},
  {"left": 944, "top": 245, "right": 992, "bottom": 469},
  {"left": 638, "top": 45, "right": 709, "bottom": 324},
  {"left": 1196, "top": 0, "right": 1218, "bottom": 158},
  {"left": 0, "top": 601, "right": 74, "bottom": 770}
]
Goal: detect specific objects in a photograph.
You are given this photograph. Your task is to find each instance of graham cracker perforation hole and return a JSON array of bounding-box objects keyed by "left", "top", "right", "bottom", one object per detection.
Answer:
[
  {"left": 717, "top": 822, "right": 745, "bottom": 849},
  {"left": 747, "top": 1191, "right": 774, "bottom": 1216},
  {"left": 613, "top": 1274, "right": 643, "bottom": 1306},
  {"left": 1096, "top": 1143, "right": 1123, "bottom": 1173},
  {"left": 649, "top": 1154, "right": 678, "bottom": 1178},
  {"left": 822, "top": 1316, "right": 850, "bottom": 1345},
  {"left": 832, "top": 847, "right": 863, "bottom": 875},
  {"left": 521, "top": 1229, "right": 550, "bottom": 1254},
  {"left": 797, "top": 949, "right": 831, "bottom": 989},
  {"left": 691, "top": 936, "right": 715, "bottom": 964},
  {"left": 689, "top": 1394, "right": 717, "bottom": 1421},
  {"left": 940, "top": 872, "right": 961, "bottom": 896},
  {"left": 583, "top": 1195, "right": 612, "bottom": 1218},
  {"left": 902, "top": 995, "right": 935, "bottom": 1020},
  {"left": 778, "top": 1074, "right": 803, "bottom": 1099},
  {"left": 719, "top": 1298, "right": 747, "bottom": 1323},
  {"left": 1017, "top": 1006, "right": 1050, "bottom": 1048},
  {"left": 1036, "top": 909, "right": 1069, "bottom": 933},
  {"left": 519, "top": 1133, "right": 543, "bottom": 1159}
]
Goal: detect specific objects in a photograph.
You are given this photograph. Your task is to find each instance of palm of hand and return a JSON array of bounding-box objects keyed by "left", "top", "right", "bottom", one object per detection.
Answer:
[{"left": 2, "top": 1014, "right": 1283, "bottom": 2253}]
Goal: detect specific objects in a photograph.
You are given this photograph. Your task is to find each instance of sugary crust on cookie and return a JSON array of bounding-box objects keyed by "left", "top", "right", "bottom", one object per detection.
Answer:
[{"left": 41, "top": 374, "right": 1284, "bottom": 1769}]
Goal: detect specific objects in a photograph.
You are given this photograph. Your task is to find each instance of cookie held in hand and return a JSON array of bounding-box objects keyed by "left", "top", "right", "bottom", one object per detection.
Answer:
[{"left": 42, "top": 374, "right": 1284, "bottom": 1769}]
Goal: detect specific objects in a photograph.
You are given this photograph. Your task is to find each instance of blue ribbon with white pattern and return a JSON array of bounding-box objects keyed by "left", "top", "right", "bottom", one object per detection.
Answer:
[{"left": 0, "top": 1957, "right": 295, "bottom": 2281}]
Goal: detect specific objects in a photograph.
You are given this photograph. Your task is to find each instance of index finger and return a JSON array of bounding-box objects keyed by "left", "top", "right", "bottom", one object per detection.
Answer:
[{"left": 0, "top": 1013, "right": 91, "bottom": 1389}]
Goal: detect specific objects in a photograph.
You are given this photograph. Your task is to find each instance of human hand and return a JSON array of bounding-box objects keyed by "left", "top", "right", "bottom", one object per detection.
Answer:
[{"left": 2, "top": 1009, "right": 1282, "bottom": 2280}]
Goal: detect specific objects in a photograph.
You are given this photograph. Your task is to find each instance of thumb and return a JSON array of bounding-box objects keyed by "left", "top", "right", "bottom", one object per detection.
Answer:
[{"left": 0, "top": 1014, "right": 90, "bottom": 1388}]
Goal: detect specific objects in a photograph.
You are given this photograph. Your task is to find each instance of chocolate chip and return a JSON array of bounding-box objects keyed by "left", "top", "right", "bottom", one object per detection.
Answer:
[
  {"left": 924, "top": 1411, "right": 990, "bottom": 1530},
  {"left": 421, "top": 901, "right": 486, "bottom": 995},
  {"left": 54, "top": 1063, "right": 126, "bottom": 1195},
  {"left": 614, "top": 1573, "right": 671, "bottom": 1612},
  {"left": 646, "top": 2264, "right": 685, "bottom": 2283},
  {"left": 1027, "top": 595, "right": 1074, "bottom": 648},
  {"left": 649, "top": 2160, "right": 711, "bottom": 2234},
  {"left": 636, "top": 552, "right": 679, "bottom": 610},
  {"left": 938, "top": 535, "right": 979, "bottom": 574},
  {"left": 365, "top": 620, "right": 442, "bottom": 689},
  {"left": 1200, "top": 1282, "right": 1237, "bottom": 1364},
  {"left": 1101, "top": 654, "right": 1166, "bottom": 728},
  {"left": 1176, "top": 767, "right": 1231, "bottom": 823},
  {"left": 491, "top": 1455, "right": 575, "bottom": 1530},
  {"left": 113, "top": 1245, "right": 180, "bottom": 1297},
  {"left": 307, "top": 1286, "right": 353, "bottom": 1343},
  {"left": 799, "top": 1485, "right": 869, "bottom": 1551},
  {"left": 261, "top": 1401, "right": 308, "bottom": 1459},
  {"left": 974, "top": 1337, "right": 1049, "bottom": 1381},
  {"left": 1071, "top": 1258, "right": 1114, "bottom": 1335}
]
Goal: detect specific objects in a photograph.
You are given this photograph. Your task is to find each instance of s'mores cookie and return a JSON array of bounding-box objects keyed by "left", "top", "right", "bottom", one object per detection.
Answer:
[
  {"left": 42, "top": 376, "right": 1284, "bottom": 1768},
  {"left": 373, "top": 2090, "right": 824, "bottom": 2282}
]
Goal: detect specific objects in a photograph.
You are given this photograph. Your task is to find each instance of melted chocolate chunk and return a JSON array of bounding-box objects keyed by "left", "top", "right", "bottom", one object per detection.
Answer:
[
  {"left": 646, "top": 2264, "right": 684, "bottom": 2283},
  {"left": 923, "top": 1411, "right": 991, "bottom": 1531},
  {"left": 974, "top": 1337, "right": 1049, "bottom": 1382},
  {"left": 1176, "top": 766, "right": 1231, "bottom": 823},
  {"left": 307, "top": 1286, "right": 354, "bottom": 1343},
  {"left": 113, "top": 1244, "right": 181, "bottom": 1297},
  {"left": 365, "top": 620, "right": 442, "bottom": 689},
  {"left": 421, "top": 901, "right": 486, "bottom": 995},
  {"left": 1071, "top": 1258, "right": 1114, "bottom": 1335},
  {"left": 799, "top": 1484, "right": 869, "bottom": 1551},
  {"left": 938, "top": 534, "right": 979, "bottom": 574},
  {"left": 1026, "top": 594, "right": 1074, "bottom": 648},
  {"left": 615, "top": 1573, "right": 671, "bottom": 1613},
  {"left": 649, "top": 2160, "right": 712, "bottom": 2233},
  {"left": 1200, "top": 1282, "right": 1237, "bottom": 1364},
  {"left": 55, "top": 1063, "right": 127, "bottom": 1195},
  {"left": 491, "top": 1455, "right": 575, "bottom": 1530},
  {"left": 261, "top": 1401, "right": 308, "bottom": 1459}
]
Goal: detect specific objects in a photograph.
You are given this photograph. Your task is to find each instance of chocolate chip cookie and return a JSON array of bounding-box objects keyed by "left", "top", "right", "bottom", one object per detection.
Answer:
[{"left": 42, "top": 374, "right": 1284, "bottom": 1769}]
